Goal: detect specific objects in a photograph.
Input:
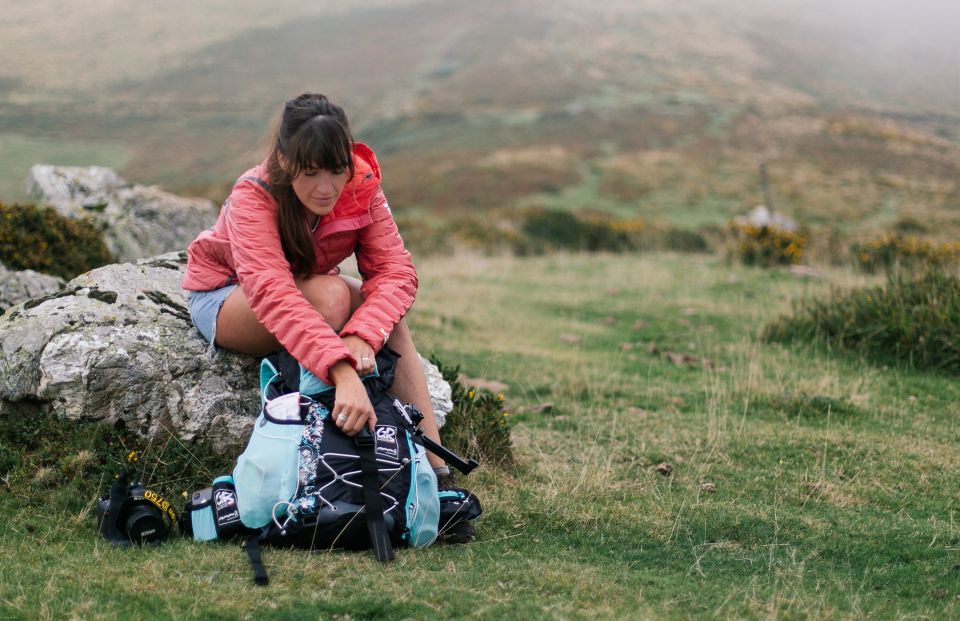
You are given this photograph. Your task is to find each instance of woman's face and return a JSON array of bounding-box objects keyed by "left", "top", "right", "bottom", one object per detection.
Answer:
[{"left": 291, "top": 167, "right": 349, "bottom": 218}]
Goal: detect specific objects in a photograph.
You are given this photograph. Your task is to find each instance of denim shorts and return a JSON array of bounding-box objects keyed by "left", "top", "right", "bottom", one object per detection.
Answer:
[{"left": 186, "top": 284, "right": 238, "bottom": 350}]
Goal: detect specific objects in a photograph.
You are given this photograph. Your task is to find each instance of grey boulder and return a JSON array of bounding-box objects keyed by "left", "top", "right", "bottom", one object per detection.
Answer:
[
  {"left": 0, "top": 261, "right": 64, "bottom": 313},
  {"left": 27, "top": 165, "right": 216, "bottom": 263},
  {"left": 0, "top": 252, "right": 450, "bottom": 450}
]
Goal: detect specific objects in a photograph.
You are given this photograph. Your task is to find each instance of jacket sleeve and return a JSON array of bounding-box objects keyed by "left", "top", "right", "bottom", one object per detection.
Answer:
[
  {"left": 225, "top": 181, "right": 355, "bottom": 383},
  {"left": 339, "top": 188, "right": 418, "bottom": 351}
]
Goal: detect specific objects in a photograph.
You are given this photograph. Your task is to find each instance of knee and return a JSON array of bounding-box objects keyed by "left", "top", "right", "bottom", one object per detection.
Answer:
[{"left": 297, "top": 275, "right": 351, "bottom": 331}]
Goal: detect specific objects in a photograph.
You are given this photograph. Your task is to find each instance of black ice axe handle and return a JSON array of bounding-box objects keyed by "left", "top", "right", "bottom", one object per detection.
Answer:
[{"left": 392, "top": 400, "right": 480, "bottom": 476}]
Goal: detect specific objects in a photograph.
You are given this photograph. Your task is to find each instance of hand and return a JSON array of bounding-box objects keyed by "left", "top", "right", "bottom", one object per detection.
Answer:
[
  {"left": 329, "top": 361, "right": 376, "bottom": 436},
  {"left": 341, "top": 335, "right": 376, "bottom": 376}
]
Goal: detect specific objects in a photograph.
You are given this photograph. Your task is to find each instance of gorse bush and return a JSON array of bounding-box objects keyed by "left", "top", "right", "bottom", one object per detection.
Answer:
[
  {"left": 431, "top": 359, "right": 514, "bottom": 467},
  {"left": 852, "top": 234, "right": 960, "bottom": 273},
  {"left": 727, "top": 221, "right": 806, "bottom": 267},
  {"left": 764, "top": 268, "right": 960, "bottom": 373},
  {"left": 0, "top": 202, "right": 114, "bottom": 279}
]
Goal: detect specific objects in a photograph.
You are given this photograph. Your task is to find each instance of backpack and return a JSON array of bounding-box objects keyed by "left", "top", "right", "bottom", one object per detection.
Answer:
[{"left": 182, "top": 346, "right": 482, "bottom": 584}]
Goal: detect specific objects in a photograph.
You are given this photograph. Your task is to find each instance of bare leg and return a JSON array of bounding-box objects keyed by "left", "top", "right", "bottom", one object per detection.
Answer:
[
  {"left": 213, "top": 275, "right": 351, "bottom": 354},
  {"left": 341, "top": 276, "right": 446, "bottom": 468}
]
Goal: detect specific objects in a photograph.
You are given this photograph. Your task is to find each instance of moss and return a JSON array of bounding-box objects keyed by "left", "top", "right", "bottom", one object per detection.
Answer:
[
  {"left": 22, "top": 286, "right": 83, "bottom": 310},
  {"left": 87, "top": 288, "right": 118, "bottom": 304},
  {"left": 144, "top": 290, "right": 190, "bottom": 322}
]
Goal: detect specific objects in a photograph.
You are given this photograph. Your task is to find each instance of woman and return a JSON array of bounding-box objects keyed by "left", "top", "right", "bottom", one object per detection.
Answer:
[{"left": 181, "top": 94, "right": 468, "bottom": 540}]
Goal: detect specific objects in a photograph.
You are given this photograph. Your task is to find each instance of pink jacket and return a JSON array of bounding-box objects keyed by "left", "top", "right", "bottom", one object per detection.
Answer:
[{"left": 181, "top": 143, "right": 417, "bottom": 384}]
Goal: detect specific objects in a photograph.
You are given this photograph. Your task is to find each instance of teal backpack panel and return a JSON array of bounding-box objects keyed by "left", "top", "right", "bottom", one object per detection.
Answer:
[{"left": 233, "top": 385, "right": 311, "bottom": 529}]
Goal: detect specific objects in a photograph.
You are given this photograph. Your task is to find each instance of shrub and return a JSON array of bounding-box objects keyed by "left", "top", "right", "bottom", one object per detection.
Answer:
[
  {"left": 520, "top": 208, "right": 639, "bottom": 253},
  {"left": 0, "top": 202, "right": 114, "bottom": 279},
  {"left": 431, "top": 359, "right": 514, "bottom": 467},
  {"left": 727, "top": 221, "right": 806, "bottom": 267},
  {"left": 852, "top": 234, "right": 960, "bottom": 273},
  {"left": 764, "top": 268, "right": 960, "bottom": 373}
]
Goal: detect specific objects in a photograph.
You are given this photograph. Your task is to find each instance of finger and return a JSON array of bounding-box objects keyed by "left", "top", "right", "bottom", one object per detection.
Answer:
[
  {"left": 333, "top": 403, "right": 354, "bottom": 430},
  {"left": 359, "top": 356, "right": 373, "bottom": 376},
  {"left": 347, "top": 409, "right": 369, "bottom": 435},
  {"left": 346, "top": 407, "right": 373, "bottom": 436},
  {"left": 344, "top": 414, "right": 363, "bottom": 436}
]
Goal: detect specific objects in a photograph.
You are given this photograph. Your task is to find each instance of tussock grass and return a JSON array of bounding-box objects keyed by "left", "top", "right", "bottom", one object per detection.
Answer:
[{"left": 765, "top": 268, "right": 960, "bottom": 373}]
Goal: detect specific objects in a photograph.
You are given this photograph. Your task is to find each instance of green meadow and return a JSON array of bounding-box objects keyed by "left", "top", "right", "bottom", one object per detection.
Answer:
[{"left": 3, "top": 252, "right": 958, "bottom": 619}]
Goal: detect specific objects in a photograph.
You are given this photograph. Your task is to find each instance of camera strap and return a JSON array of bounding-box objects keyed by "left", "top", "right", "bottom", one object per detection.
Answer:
[{"left": 141, "top": 489, "right": 178, "bottom": 524}]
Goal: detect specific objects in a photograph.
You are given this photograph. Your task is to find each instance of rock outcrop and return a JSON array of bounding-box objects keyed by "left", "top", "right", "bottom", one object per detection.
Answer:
[
  {"left": 0, "top": 262, "right": 64, "bottom": 313},
  {"left": 27, "top": 165, "right": 216, "bottom": 263},
  {"left": 735, "top": 205, "right": 799, "bottom": 232},
  {"left": 0, "top": 252, "right": 450, "bottom": 450}
]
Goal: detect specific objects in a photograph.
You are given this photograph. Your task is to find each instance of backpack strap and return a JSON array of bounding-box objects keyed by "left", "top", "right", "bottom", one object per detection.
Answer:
[
  {"left": 246, "top": 536, "right": 269, "bottom": 586},
  {"left": 355, "top": 429, "right": 395, "bottom": 561}
]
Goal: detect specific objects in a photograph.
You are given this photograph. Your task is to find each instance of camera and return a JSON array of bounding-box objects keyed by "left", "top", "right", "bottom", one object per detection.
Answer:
[{"left": 97, "top": 472, "right": 178, "bottom": 546}]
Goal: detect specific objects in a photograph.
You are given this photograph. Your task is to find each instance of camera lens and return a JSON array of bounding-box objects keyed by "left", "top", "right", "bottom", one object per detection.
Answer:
[{"left": 124, "top": 505, "right": 167, "bottom": 545}]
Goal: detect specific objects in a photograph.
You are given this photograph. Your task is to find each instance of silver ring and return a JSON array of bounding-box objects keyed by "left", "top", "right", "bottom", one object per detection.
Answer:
[
  {"left": 337, "top": 413, "right": 348, "bottom": 423},
  {"left": 361, "top": 357, "right": 371, "bottom": 361}
]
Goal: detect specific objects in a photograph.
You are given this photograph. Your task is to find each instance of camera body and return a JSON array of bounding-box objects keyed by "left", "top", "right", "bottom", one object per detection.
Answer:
[{"left": 97, "top": 472, "right": 177, "bottom": 546}]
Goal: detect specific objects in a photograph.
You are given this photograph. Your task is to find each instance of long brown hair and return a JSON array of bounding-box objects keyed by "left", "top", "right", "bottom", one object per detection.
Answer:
[{"left": 266, "top": 93, "right": 355, "bottom": 275}]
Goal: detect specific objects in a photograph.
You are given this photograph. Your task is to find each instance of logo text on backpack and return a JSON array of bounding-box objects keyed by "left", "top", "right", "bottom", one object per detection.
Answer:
[
  {"left": 215, "top": 489, "right": 236, "bottom": 510},
  {"left": 375, "top": 425, "right": 399, "bottom": 459}
]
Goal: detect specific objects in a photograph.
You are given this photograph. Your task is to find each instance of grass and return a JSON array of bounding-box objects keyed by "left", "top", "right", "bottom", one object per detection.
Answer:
[{"left": 3, "top": 251, "right": 960, "bottom": 619}]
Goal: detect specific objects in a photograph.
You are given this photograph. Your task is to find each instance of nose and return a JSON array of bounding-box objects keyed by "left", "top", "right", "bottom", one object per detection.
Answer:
[{"left": 314, "top": 172, "right": 336, "bottom": 196}]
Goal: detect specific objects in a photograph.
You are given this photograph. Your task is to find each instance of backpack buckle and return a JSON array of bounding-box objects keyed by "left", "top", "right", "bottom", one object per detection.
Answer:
[{"left": 354, "top": 427, "right": 375, "bottom": 448}]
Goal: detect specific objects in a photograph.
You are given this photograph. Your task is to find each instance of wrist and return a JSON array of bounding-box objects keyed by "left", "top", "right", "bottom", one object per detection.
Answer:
[{"left": 329, "top": 360, "right": 357, "bottom": 384}]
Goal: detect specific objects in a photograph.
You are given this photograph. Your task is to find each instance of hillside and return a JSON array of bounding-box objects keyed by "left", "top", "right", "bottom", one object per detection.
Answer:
[{"left": 0, "top": 0, "right": 957, "bottom": 241}]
